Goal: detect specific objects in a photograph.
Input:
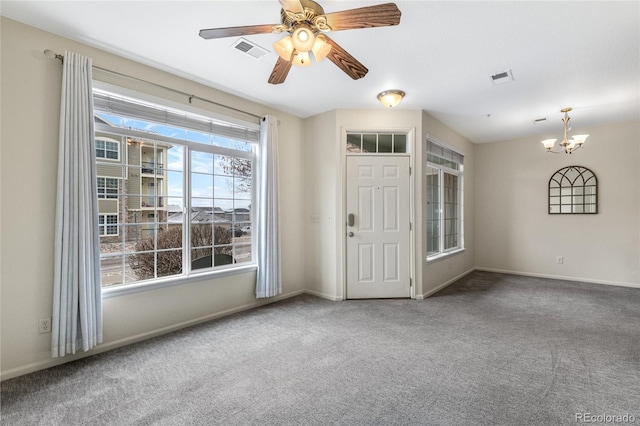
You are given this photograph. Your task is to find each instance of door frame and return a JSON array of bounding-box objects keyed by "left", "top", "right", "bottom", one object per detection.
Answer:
[{"left": 340, "top": 127, "right": 416, "bottom": 300}]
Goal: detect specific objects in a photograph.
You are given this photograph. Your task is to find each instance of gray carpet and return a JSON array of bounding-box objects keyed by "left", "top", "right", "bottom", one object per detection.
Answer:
[{"left": 2, "top": 271, "right": 639, "bottom": 425}]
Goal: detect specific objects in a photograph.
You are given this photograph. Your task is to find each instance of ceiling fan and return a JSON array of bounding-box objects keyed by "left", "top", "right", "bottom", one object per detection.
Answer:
[{"left": 199, "top": 0, "right": 401, "bottom": 84}]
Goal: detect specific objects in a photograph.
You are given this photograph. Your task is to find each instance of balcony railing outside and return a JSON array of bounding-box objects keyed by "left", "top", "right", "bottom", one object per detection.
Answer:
[{"left": 141, "top": 162, "right": 164, "bottom": 175}]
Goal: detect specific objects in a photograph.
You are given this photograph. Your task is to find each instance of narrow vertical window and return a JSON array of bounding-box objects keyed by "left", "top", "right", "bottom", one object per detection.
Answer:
[{"left": 426, "top": 137, "right": 464, "bottom": 259}]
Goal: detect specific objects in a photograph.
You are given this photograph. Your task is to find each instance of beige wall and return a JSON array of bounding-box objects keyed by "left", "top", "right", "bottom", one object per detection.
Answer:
[
  {"left": 421, "top": 112, "right": 476, "bottom": 296},
  {"left": 302, "top": 110, "right": 340, "bottom": 299},
  {"left": 0, "top": 18, "right": 306, "bottom": 379},
  {"left": 475, "top": 120, "right": 640, "bottom": 286}
]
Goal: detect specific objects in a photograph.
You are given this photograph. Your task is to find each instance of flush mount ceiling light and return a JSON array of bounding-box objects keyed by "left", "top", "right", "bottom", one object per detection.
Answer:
[
  {"left": 541, "top": 107, "right": 589, "bottom": 154},
  {"left": 377, "top": 90, "right": 405, "bottom": 108}
]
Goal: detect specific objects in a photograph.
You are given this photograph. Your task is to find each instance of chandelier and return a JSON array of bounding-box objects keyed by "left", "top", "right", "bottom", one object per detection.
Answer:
[{"left": 541, "top": 107, "right": 589, "bottom": 154}]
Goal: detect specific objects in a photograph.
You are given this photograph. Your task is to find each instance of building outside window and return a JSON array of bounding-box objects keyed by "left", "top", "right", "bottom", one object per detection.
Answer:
[
  {"left": 93, "top": 86, "right": 259, "bottom": 288},
  {"left": 426, "top": 137, "right": 464, "bottom": 259}
]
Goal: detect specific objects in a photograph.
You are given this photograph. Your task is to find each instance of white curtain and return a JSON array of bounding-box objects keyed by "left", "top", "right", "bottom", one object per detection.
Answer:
[
  {"left": 52, "top": 51, "right": 103, "bottom": 357},
  {"left": 256, "top": 115, "right": 282, "bottom": 298}
]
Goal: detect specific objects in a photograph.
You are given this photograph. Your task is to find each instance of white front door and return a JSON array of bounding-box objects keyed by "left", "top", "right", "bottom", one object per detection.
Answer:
[{"left": 346, "top": 156, "right": 411, "bottom": 299}]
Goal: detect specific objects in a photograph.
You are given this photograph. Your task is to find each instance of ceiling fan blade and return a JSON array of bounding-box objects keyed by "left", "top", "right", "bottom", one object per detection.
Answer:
[
  {"left": 268, "top": 57, "right": 293, "bottom": 85},
  {"left": 279, "top": 0, "right": 304, "bottom": 14},
  {"left": 199, "top": 24, "right": 277, "bottom": 40},
  {"left": 323, "top": 3, "right": 401, "bottom": 31},
  {"left": 324, "top": 36, "right": 368, "bottom": 80}
]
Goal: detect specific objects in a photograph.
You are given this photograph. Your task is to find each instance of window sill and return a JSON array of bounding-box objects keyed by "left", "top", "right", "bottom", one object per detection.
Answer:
[
  {"left": 426, "top": 248, "right": 465, "bottom": 264},
  {"left": 102, "top": 264, "right": 257, "bottom": 299}
]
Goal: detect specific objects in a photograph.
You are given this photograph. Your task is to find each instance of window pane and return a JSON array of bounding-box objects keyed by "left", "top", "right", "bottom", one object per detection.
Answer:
[
  {"left": 101, "top": 255, "right": 125, "bottom": 287},
  {"left": 156, "top": 249, "right": 183, "bottom": 278},
  {"left": 426, "top": 166, "right": 440, "bottom": 255},
  {"left": 443, "top": 173, "right": 458, "bottom": 250},
  {"left": 378, "top": 134, "right": 393, "bottom": 153},
  {"left": 394, "top": 134, "right": 407, "bottom": 153},
  {"left": 191, "top": 250, "right": 212, "bottom": 270},
  {"left": 235, "top": 178, "right": 252, "bottom": 198},
  {"left": 192, "top": 151, "right": 214, "bottom": 174},
  {"left": 234, "top": 243, "right": 252, "bottom": 264},
  {"left": 362, "top": 134, "right": 377, "bottom": 153},
  {"left": 346, "top": 134, "right": 361, "bottom": 153}
]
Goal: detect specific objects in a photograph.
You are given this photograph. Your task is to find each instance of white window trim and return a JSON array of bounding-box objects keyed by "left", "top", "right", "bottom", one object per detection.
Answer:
[
  {"left": 93, "top": 84, "right": 258, "bottom": 294},
  {"left": 97, "top": 176, "right": 119, "bottom": 199},
  {"left": 99, "top": 214, "right": 119, "bottom": 236},
  {"left": 95, "top": 136, "right": 121, "bottom": 161},
  {"left": 426, "top": 135, "right": 464, "bottom": 262}
]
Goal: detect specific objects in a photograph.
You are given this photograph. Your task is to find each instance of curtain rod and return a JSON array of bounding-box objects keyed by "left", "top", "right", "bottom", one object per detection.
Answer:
[{"left": 44, "top": 49, "right": 262, "bottom": 122}]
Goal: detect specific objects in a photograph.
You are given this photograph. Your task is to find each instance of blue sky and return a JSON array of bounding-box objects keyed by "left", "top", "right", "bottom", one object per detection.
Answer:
[{"left": 96, "top": 112, "right": 252, "bottom": 211}]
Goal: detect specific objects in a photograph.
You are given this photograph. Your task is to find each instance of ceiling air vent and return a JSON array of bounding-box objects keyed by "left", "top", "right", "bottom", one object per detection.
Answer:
[
  {"left": 231, "top": 38, "right": 268, "bottom": 59},
  {"left": 533, "top": 117, "right": 548, "bottom": 124},
  {"left": 490, "top": 69, "right": 514, "bottom": 85}
]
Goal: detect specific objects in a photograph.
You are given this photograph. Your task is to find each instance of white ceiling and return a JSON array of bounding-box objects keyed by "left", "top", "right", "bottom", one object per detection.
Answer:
[{"left": 2, "top": 1, "right": 639, "bottom": 143}]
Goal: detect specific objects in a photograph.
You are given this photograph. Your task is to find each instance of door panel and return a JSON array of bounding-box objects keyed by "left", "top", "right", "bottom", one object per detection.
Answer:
[{"left": 346, "top": 156, "right": 411, "bottom": 299}]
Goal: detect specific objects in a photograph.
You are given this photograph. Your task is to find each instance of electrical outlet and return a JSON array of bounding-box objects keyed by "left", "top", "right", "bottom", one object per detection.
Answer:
[
  {"left": 556, "top": 256, "right": 564, "bottom": 264},
  {"left": 38, "top": 317, "right": 52, "bottom": 334}
]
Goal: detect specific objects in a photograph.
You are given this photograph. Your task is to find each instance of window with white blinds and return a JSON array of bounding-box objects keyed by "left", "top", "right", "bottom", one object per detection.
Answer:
[
  {"left": 93, "top": 87, "right": 257, "bottom": 290},
  {"left": 93, "top": 89, "right": 259, "bottom": 144}
]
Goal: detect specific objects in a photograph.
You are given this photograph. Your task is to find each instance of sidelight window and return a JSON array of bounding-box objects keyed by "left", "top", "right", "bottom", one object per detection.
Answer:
[{"left": 426, "top": 137, "right": 464, "bottom": 260}]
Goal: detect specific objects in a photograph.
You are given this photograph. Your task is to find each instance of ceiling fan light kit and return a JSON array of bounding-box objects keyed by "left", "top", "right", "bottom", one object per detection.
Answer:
[
  {"left": 292, "top": 51, "right": 311, "bottom": 67},
  {"left": 541, "top": 107, "right": 589, "bottom": 154},
  {"left": 199, "top": 0, "right": 401, "bottom": 84},
  {"left": 311, "top": 34, "right": 331, "bottom": 62},
  {"left": 273, "top": 35, "right": 295, "bottom": 61},
  {"left": 291, "top": 24, "right": 315, "bottom": 52},
  {"left": 377, "top": 90, "right": 405, "bottom": 108}
]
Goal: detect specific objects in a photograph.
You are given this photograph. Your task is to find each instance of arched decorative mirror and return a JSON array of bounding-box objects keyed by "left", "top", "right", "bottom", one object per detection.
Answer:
[{"left": 549, "top": 166, "right": 597, "bottom": 214}]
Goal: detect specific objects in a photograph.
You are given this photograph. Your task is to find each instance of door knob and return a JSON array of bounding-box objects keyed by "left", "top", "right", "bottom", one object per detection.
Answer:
[{"left": 348, "top": 232, "right": 354, "bottom": 237}]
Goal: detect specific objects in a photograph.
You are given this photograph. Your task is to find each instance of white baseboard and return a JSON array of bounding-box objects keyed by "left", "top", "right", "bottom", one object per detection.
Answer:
[
  {"left": 304, "top": 289, "right": 343, "bottom": 301},
  {"left": 474, "top": 267, "right": 640, "bottom": 289},
  {"left": 416, "top": 267, "right": 476, "bottom": 299},
  {"left": 1, "top": 289, "right": 305, "bottom": 381}
]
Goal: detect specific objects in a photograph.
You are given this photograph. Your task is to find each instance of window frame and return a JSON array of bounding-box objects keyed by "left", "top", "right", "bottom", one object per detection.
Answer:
[
  {"left": 95, "top": 136, "right": 120, "bottom": 161},
  {"left": 346, "top": 131, "right": 409, "bottom": 154},
  {"left": 548, "top": 166, "right": 597, "bottom": 214},
  {"left": 97, "top": 176, "right": 119, "bottom": 199},
  {"left": 426, "top": 136, "right": 464, "bottom": 262},
  {"left": 98, "top": 214, "right": 119, "bottom": 236},
  {"left": 93, "top": 83, "right": 260, "bottom": 297}
]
